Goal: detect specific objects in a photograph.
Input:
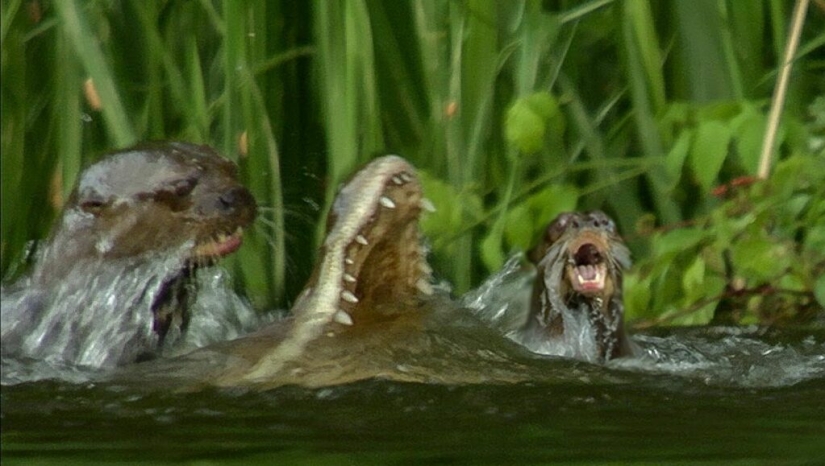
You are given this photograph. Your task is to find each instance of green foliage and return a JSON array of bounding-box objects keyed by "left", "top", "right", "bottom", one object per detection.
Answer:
[
  {"left": 1, "top": 0, "right": 823, "bottom": 325},
  {"left": 505, "top": 92, "right": 563, "bottom": 155},
  {"left": 626, "top": 154, "right": 825, "bottom": 325}
]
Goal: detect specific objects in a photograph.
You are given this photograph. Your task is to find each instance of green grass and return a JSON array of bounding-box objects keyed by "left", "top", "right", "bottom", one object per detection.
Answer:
[{"left": 2, "top": 0, "right": 823, "bottom": 320}]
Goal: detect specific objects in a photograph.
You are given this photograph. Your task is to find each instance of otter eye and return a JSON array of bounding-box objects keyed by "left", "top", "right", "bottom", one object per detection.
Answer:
[
  {"left": 80, "top": 200, "right": 106, "bottom": 213},
  {"left": 589, "top": 211, "right": 615, "bottom": 232},
  {"left": 78, "top": 191, "right": 109, "bottom": 214}
]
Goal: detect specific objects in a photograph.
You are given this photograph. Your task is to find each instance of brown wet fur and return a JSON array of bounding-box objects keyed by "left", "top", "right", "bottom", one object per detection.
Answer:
[
  {"left": 34, "top": 141, "right": 256, "bottom": 346},
  {"left": 527, "top": 211, "right": 633, "bottom": 362}
]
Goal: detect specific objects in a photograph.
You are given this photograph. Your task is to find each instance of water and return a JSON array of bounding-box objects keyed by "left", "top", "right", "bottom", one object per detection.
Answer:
[
  {"left": 3, "top": 323, "right": 825, "bottom": 465},
  {"left": 3, "top": 259, "right": 825, "bottom": 464},
  {"left": 1, "top": 266, "right": 266, "bottom": 385},
  {"left": 3, "top": 358, "right": 824, "bottom": 465}
]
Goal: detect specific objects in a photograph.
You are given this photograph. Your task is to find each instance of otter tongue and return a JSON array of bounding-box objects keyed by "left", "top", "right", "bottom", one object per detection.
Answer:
[{"left": 574, "top": 264, "right": 605, "bottom": 292}]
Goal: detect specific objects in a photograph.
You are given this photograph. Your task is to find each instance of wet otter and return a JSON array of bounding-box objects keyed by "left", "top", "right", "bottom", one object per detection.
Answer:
[
  {"left": 522, "top": 211, "right": 634, "bottom": 362},
  {"left": 466, "top": 211, "right": 633, "bottom": 363},
  {"left": 1, "top": 142, "right": 257, "bottom": 370},
  {"left": 117, "top": 156, "right": 605, "bottom": 390}
]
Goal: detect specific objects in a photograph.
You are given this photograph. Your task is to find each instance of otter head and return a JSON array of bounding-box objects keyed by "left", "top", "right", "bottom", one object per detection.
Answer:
[
  {"left": 44, "top": 142, "right": 256, "bottom": 272},
  {"left": 528, "top": 211, "right": 631, "bottom": 362},
  {"left": 32, "top": 142, "right": 257, "bottom": 349}
]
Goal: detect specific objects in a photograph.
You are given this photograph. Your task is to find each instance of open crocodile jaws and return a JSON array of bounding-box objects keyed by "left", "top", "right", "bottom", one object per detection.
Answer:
[{"left": 239, "top": 155, "right": 433, "bottom": 383}]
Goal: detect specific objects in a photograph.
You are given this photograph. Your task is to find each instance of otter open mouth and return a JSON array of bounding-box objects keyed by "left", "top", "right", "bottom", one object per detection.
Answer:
[
  {"left": 565, "top": 233, "right": 610, "bottom": 296},
  {"left": 191, "top": 227, "right": 246, "bottom": 260}
]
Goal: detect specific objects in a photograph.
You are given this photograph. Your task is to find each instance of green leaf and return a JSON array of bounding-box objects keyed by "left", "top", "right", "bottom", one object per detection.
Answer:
[
  {"left": 730, "top": 236, "right": 791, "bottom": 282},
  {"left": 682, "top": 256, "right": 706, "bottom": 296},
  {"left": 624, "top": 273, "right": 653, "bottom": 320},
  {"left": 815, "top": 274, "right": 825, "bottom": 308},
  {"left": 505, "top": 99, "right": 546, "bottom": 154},
  {"left": 678, "top": 274, "right": 725, "bottom": 326},
  {"left": 652, "top": 227, "right": 708, "bottom": 259},
  {"left": 730, "top": 105, "right": 767, "bottom": 175},
  {"left": 503, "top": 184, "right": 579, "bottom": 251},
  {"left": 524, "top": 91, "right": 559, "bottom": 121},
  {"left": 690, "top": 120, "right": 732, "bottom": 191},
  {"left": 658, "top": 102, "right": 690, "bottom": 145},
  {"left": 504, "top": 92, "right": 560, "bottom": 155},
  {"left": 419, "top": 171, "right": 483, "bottom": 248},
  {"left": 480, "top": 228, "right": 507, "bottom": 273},
  {"left": 501, "top": 203, "right": 534, "bottom": 254},
  {"left": 663, "top": 130, "right": 692, "bottom": 191},
  {"left": 804, "top": 224, "right": 825, "bottom": 258}
]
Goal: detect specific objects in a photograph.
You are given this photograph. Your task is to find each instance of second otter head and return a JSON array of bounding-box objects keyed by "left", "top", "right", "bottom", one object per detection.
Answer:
[
  {"left": 527, "top": 210, "right": 633, "bottom": 362},
  {"left": 531, "top": 211, "right": 630, "bottom": 304},
  {"left": 40, "top": 142, "right": 256, "bottom": 281}
]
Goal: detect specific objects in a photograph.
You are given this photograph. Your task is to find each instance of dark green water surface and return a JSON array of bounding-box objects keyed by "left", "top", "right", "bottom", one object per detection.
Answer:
[{"left": 3, "top": 362, "right": 824, "bottom": 465}]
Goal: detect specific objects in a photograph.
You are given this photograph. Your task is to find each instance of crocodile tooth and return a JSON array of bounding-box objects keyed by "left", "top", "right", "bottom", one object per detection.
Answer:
[
  {"left": 379, "top": 196, "right": 396, "bottom": 209},
  {"left": 341, "top": 290, "right": 359, "bottom": 303},
  {"left": 333, "top": 310, "right": 353, "bottom": 326},
  {"left": 343, "top": 273, "right": 356, "bottom": 283},
  {"left": 355, "top": 235, "right": 369, "bottom": 246},
  {"left": 391, "top": 175, "right": 404, "bottom": 185}
]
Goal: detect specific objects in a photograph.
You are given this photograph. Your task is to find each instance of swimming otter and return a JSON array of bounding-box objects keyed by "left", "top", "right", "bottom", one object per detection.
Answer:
[
  {"left": 465, "top": 211, "right": 633, "bottom": 363},
  {"left": 118, "top": 156, "right": 591, "bottom": 390},
  {"left": 519, "top": 211, "right": 634, "bottom": 362},
  {"left": 1, "top": 142, "right": 257, "bottom": 370}
]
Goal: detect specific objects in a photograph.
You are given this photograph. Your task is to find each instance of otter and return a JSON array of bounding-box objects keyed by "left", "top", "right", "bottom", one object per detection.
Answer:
[
  {"left": 519, "top": 211, "right": 634, "bottom": 362},
  {"left": 465, "top": 211, "right": 634, "bottom": 363},
  {"left": 115, "top": 156, "right": 605, "bottom": 390},
  {"left": 1, "top": 142, "right": 257, "bottom": 370}
]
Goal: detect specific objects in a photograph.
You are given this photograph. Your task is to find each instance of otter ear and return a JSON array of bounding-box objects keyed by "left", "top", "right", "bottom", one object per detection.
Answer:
[{"left": 547, "top": 212, "right": 576, "bottom": 243}]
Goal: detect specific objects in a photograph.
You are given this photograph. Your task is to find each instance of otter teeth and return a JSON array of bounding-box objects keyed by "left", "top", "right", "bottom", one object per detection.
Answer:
[
  {"left": 575, "top": 265, "right": 605, "bottom": 288},
  {"left": 355, "top": 234, "right": 369, "bottom": 246},
  {"left": 341, "top": 290, "right": 359, "bottom": 303},
  {"left": 420, "top": 198, "right": 436, "bottom": 213},
  {"left": 379, "top": 196, "right": 396, "bottom": 209},
  {"left": 333, "top": 310, "right": 354, "bottom": 325}
]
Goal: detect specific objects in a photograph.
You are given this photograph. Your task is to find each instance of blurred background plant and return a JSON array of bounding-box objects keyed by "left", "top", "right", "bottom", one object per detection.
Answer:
[{"left": 2, "top": 0, "right": 823, "bottom": 324}]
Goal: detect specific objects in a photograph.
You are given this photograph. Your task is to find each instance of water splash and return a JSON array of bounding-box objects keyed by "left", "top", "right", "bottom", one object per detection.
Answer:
[
  {"left": 465, "top": 253, "right": 825, "bottom": 388},
  {"left": 614, "top": 327, "right": 825, "bottom": 388},
  {"left": 1, "top": 251, "right": 267, "bottom": 385}
]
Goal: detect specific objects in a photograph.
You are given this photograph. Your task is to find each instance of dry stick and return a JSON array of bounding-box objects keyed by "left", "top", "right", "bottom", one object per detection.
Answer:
[{"left": 757, "top": 0, "right": 810, "bottom": 179}]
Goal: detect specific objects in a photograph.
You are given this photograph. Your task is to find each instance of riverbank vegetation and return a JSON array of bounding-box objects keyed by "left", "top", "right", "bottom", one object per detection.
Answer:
[{"left": 2, "top": 0, "right": 823, "bottom": 324}]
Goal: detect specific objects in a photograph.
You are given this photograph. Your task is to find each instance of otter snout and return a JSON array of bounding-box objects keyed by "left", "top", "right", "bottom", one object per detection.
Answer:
[{"left": 216, "top": 186, "right": 257, "bottom": 221}]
